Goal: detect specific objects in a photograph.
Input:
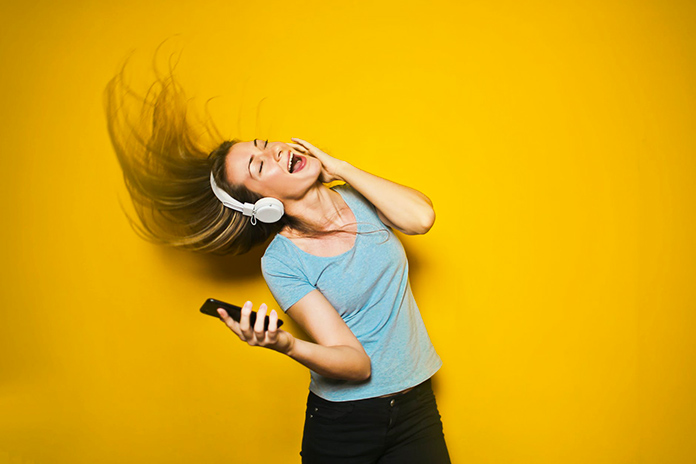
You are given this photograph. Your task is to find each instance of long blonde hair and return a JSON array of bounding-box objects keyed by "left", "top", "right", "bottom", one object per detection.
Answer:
[{"left": 104, "top": 66, "right": 283, "bottom": 255}]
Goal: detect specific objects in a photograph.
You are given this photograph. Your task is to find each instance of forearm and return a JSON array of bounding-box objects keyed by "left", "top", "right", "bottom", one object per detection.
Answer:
[
  {"left": 284, "top": 336, "right": 371, "bottom": 381},
  {"left": 336, "top": 162, "right": 435, "bottom": 235}
]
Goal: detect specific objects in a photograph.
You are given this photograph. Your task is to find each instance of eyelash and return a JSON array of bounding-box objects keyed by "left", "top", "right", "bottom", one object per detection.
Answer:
[
  {"left": 252, "top": 139, "right": 269, "bottom": 174},
  {"left": 259, "top": 140, "right": 268, "bottom": 173}
]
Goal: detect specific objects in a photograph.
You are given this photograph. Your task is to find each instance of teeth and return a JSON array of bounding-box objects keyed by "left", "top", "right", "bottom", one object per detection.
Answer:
[{"left": 288, "top": 153, "right": 294, "bottom": 172}]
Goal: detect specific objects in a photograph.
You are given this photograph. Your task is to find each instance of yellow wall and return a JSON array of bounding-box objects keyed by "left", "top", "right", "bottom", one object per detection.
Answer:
[{"left": 1, "top": 0, "right": 695, "bottom": 462}]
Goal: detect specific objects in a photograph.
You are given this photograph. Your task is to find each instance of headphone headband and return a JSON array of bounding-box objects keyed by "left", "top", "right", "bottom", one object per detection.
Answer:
[{"left": 209, "top": 173, "right": 284, "bottom": 225}]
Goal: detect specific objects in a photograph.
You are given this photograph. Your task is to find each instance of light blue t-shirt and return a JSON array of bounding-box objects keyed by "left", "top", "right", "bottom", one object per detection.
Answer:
[{"left": 261, "top": 184, "right": 442, "bottom": 402}]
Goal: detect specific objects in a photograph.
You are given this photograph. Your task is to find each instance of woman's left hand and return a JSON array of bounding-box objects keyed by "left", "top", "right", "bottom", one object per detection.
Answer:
[{"left": 289, "top": 138, "right": 346, "bottom": 183}]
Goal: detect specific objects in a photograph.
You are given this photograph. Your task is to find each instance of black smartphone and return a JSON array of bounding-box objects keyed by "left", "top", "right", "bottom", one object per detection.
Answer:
[{"left": 199, "top": 298, "right": 283, "bottom": 330}]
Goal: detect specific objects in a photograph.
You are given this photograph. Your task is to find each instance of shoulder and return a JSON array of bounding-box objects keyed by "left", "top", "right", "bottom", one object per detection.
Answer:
[
  {"left": 333, "top": 183, "right": 364, "bottom": 204},
  {"left": 261, "top": 234, "right": 318, "bottom": 311},
  {"left": 333, "top": 183, "right": 381, "bottom": 223},
  {"left": 261, "top": 235, "right": 296, "bottom": 273},
  {"left": 261, "top": 234, "right": 317, "bottom": 282}
]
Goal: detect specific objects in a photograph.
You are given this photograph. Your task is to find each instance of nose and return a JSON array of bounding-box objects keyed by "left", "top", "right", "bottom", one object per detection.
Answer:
[{"left": 262, "top": 143, "right": 283, "bottom": 162}]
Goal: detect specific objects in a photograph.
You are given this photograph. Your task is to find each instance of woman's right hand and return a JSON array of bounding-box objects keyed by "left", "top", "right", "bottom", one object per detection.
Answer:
[{"left": 217, "top": 301, "right": 294, "bottom": 354}]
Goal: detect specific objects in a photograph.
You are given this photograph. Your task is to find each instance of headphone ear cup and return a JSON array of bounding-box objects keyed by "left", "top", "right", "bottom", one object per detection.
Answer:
[{"left": 254, "top": 197, "right": 285, "bottom": 223}]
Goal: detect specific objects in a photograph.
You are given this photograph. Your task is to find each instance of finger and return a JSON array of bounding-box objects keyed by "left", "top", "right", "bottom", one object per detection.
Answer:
[
  {"left": 217, "top": 308, "right": 236, "bottom": 327},
  {"left": 266, "top": 309, "right": 279, "bottom": 343},
  {"left": 290, "top": 138, "right": 317, "bottom": 150},
  {"left": 268, "top": 309, "right": 278, "bottom": 332},
  {"left": 254, "top": 304, "right": 268, "bottom": 339},
  {"left": 217, "top": 308, "right": 244, "bottom": 339},
  {"left": 239, "top": 301, "right": 253, "bottom": 337},
  {"left": 287, "top": 143, "right": 308, "bottom": 153}
]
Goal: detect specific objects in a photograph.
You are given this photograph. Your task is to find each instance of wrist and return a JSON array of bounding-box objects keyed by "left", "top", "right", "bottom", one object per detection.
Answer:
[
  {"left": 333, "top": 160, "right": 355, "bottom": 183},
  {"left": 278, "top": 332, "right": 296, "bottom": 356}
]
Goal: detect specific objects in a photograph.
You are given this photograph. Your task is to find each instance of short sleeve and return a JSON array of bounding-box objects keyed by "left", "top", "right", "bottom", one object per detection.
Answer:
[
  {"left": 334, "top": 184, "right": 388, "bottom": 229},
  {"left": 261, "top": 255, "right": 316, "bottom": 312}
]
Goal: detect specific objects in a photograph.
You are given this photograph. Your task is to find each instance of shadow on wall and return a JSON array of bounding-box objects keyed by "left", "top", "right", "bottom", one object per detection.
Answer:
[
  {"left": 399, "top": 237, "right": 447, "bottom": 396},
  {"left": 400, "top": 236, "right": 432, "bottom": 304},
  {"left": 153, "top": 237, "right": 269, "bottom": 285},
  {"left": 151, "top": 236, "right": 314, "bottom": 336}
]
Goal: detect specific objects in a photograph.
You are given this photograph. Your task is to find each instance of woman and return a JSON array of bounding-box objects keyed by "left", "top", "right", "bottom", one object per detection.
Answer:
[{"left": 106, "top": 71, "right": 450, "bottom": 463}]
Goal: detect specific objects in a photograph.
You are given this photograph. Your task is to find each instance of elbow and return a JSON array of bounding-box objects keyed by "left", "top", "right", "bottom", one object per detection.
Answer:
[
  {"left": 419, "top": 208, "right": 436, "bottom": 234},
  {"left": 403, "top": 208, "right": 436, "bottom": 236},
  {"left": 354, "top": 366, "right": 371, "bottom": 382},
  {"left": 359, "top": 360, "right": 372, "bottom": 381},
  {"left": 417, "top": 196, "right": 436, "bottom": 234},
  {"left": 348, "top": 355, "right": 371, "bottom": 382}
]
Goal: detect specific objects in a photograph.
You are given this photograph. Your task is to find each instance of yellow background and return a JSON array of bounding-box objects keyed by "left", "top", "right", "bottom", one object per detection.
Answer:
[{"left": 1, "top": 0, "right": 695, "bottom": 462}]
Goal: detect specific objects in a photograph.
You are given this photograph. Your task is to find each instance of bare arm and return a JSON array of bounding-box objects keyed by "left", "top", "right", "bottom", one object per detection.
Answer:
[
  {"left": 217, "top": 291, "right": 371, "bottom": 382},
  {"left": 285, "top": 290, "right": 371, "bottom": 381},
  {"left": 290, "top": 138, "right": 436, "bottom": 235},
  {"left": 335, "top": 163, "right": 435, "bottom": 235}
]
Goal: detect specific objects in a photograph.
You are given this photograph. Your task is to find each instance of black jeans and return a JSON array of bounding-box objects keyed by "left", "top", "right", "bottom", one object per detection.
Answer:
[{"left": 301, "top": 379, "right": 451, "bottom": 463}]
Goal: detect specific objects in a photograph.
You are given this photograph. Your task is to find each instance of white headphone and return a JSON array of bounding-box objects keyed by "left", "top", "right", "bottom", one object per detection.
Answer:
[{"left": 209, "top": 173, "right": 284, "bottom": 225}]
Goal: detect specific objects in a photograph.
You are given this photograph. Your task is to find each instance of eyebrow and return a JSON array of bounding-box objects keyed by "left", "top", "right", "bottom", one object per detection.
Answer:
[{"left": 248, "top": 155, "right": 253, "bottom": 177}]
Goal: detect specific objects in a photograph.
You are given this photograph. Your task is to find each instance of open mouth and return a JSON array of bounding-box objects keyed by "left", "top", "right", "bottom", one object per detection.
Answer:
[{"left": 288, "top": 153, "right": 305, "bottom": 173}]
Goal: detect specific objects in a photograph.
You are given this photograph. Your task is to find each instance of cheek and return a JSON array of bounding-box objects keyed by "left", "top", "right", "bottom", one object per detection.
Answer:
[{"left": 304, "top": 157, "right": 322, "bottom": 177}]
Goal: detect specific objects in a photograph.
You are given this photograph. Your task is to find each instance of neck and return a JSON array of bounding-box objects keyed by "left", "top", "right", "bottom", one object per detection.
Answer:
[{"left": 281, "top": 183, "right": 351, "bottom": 236}]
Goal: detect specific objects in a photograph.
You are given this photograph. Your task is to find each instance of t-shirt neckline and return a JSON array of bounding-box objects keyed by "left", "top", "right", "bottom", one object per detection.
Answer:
[{"left": 275, "top": 186, "right": 359, "bottom": 259}]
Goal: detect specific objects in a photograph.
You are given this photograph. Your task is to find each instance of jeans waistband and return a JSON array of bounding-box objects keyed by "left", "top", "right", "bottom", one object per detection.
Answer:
[{"left": 309, "top": 378, "right": 432, "bottom": 406}]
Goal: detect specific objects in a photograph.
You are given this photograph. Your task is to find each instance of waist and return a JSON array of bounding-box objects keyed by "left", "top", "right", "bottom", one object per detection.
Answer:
[
  {"left": 308, "top": 378, "right": 432, "bottom": 405},
  {"left": 376, "top": 385, "right": 417, "bottom": 398}
]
